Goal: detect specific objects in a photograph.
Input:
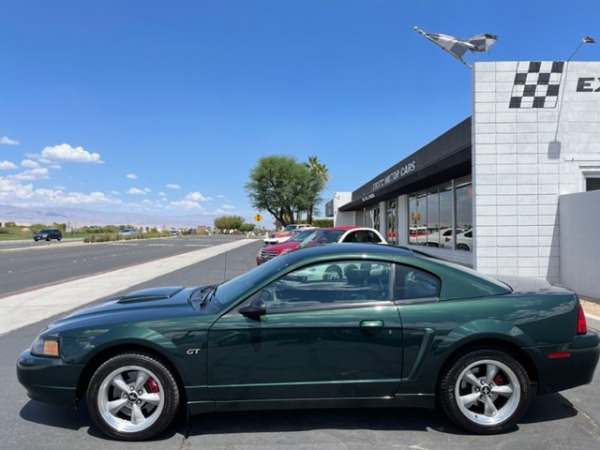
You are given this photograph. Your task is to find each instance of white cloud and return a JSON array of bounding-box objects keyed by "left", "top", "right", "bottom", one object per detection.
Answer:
[
  {"left": 0, "top": 160, "right": 18, "bottom": 170},
  {"left": 166, "top": 183, "right": 181, "bottom": 189},
  {"left": 32, "top": 189, "right": 118, "bottom": 205},
  {"left": 158, "top": 192, "right": 167, "bottom": 197},
  {"left": 11, "top": 167, "right": 50, "bottom": 181},
  {"left": 0, "top": 136, "right": 19, "bottom": 145},
  {"left": 126, "top": 173, "right": 137, "bottom": 179},
  {"left": 169, "top": 199, "right": 204, "bottom": 210},
  {"left": 0, "top": 178, "right": 34, "bottom": 200},
  {"left": 40, "top": 143, "right": 103, "bottom": 164},
  {"left": 185, "top": 191, "right": 211, "bottom": 202},
  {"left": 221, "top": 204, "right": 236, "bottom": 210},
  {"left": 166, "top": 191, "right": 212, "bottom": 211},
  {"left": 0, "top": 177, "right": 120, "bottom": 207},
  {"left": 21, "top": 159, "right": 40, "bottom": 169},
  {"left": 127, "top": 187, "right": 151, "bottom": 195}
]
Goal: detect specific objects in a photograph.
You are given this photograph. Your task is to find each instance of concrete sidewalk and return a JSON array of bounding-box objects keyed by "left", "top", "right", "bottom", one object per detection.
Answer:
[{"left": 0, "top": 239, "right": 255, "bottom": 336}]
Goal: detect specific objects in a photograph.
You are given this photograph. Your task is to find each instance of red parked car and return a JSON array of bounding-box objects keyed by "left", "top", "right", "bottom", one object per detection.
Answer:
[{"left": 256, "top": 226, "right": 386, "bottom": 265}]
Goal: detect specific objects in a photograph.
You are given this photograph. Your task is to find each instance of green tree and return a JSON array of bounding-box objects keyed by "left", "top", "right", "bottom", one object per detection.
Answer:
[
  {"left": 246, "top": 155, "right": 319, "bottom": 227},
  {"left": 239, "top": 223, "right": 256, "bottom": 233},
  {"left": 214, "top": 215, "right": 243, "bottom": 233},
  {"left": 304, "top": 156, "right": 329, "bottom": 223}
]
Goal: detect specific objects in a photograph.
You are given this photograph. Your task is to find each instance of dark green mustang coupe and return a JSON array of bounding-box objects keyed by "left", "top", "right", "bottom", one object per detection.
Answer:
[{"left": 17, "top": 243, "right": 600, "bottom": 441}]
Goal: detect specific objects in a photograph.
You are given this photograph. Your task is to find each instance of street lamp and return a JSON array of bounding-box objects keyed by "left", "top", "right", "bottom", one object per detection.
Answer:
[{"left": 567, "top": 36, "right": 595, "bottom": 61}]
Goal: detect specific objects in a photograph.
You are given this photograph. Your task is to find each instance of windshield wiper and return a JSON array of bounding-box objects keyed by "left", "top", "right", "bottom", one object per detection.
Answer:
[{"left": 198, "top": 284, "right": 218, "bottom": 307}]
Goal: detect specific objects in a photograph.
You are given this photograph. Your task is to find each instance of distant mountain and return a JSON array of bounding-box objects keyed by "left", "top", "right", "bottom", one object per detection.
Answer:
[{"left": 0, "top": 204, "right": 218, "bottom": 228}]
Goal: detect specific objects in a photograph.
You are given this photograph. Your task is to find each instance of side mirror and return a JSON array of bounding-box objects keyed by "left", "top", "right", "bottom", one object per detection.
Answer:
[{"left": 239, "top": 297, "right": 267, "bottom": 319}]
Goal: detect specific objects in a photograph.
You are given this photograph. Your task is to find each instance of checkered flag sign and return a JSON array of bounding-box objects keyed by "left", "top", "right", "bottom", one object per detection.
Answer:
[{"left": 509, "top": 61, "right": 564, "bottom": 109}]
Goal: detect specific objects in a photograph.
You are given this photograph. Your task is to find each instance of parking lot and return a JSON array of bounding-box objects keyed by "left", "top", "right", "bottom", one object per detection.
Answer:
[{"left": 1, "top": 237, "right": 599, "bottom": 449}]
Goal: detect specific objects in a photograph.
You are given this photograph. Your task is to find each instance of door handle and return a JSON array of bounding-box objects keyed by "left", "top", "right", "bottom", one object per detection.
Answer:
[{"left": 360, "top": 320, "right": 384, "bottom": 328}]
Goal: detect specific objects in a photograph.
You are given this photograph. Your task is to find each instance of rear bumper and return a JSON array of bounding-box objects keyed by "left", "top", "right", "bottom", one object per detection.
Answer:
[{"left": 530, "top": 331, "right": 600, "bottom": 395}]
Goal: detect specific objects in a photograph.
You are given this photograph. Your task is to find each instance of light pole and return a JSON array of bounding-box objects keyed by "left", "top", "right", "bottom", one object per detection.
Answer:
[{"left": 567, "top": 36, "right": 595, "bottom": 61}]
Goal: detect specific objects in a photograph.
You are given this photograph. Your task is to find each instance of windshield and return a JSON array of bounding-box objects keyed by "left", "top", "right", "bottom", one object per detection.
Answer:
[
  {"left": 287, "top": 229, "right": 318, "bottom": 242},
  {"left": 211, "top": 255, "right": 290, "bottom": 308},
  {"left": 298, "top": 229, "right": 344, "bottom": 248}
]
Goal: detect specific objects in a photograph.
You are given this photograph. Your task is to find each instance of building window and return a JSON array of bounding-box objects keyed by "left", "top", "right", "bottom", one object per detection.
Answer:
[
  {"left": 407, "top": 176, "right": 472, "bottom": 251},
  {"left": 372, "top": 208, "right": 380, "bottom": 234},
  {"left": 454, "top": 177, "right": 473, "bottom": 252},
  {"left": 586, "top": 177, "right": 600, "bottom": 191},
  {"left": 387, "top": 200, "right": 397, "bottom": 245},
  {"left": 408, "top": 192, "right": 426, "bottom": 245}
]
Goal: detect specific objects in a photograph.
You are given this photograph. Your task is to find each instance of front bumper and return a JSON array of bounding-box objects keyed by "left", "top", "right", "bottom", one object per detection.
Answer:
[{"left": 16, "top": 350, "right": 84, "bottom": 407}]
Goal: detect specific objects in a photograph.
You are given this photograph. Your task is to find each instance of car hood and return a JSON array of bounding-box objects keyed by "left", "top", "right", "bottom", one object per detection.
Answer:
[
  {"left": 47, "top": 286, "right": 204, "bottom": 331},
  {"left": 263, "top": 241, "right": 301, "bottom": 252}
]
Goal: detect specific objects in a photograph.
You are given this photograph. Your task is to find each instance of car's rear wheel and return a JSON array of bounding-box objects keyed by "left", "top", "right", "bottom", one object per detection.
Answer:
[
  {"left": 439, "top": 348, "right": 530, "bottom": 434},
  {"left": 87, "top": 352, "right": 180, "bottom": 441}
]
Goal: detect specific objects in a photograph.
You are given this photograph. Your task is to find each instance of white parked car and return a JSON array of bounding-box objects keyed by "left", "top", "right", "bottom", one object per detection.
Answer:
[
  {"left": 442, "top": 229, "right": 472, "bottom": 251},
  {"left": 263, "top": 224, "right": 314, "bottom": 245},
  {"left": 412, "top": 227, "right": 464, "bottom": 247}
]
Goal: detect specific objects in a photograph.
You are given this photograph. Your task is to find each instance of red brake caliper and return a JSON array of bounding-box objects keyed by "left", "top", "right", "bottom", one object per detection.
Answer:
[{"left": 146, "top": 377, "right": 160, "bottom": 393}]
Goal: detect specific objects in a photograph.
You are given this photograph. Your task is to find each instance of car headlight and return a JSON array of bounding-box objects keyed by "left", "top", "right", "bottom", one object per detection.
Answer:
[{"left": 31, "top": 336, "right": 60, "bottom": 357}]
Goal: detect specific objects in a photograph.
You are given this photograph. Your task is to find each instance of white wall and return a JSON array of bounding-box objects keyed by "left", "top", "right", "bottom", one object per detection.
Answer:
[
  {"left": 331, "top": 192, "right": 355, "bottom": 226},
  {"left": 472, "top": 61, "right": 600, "bottom": 284},
  {"left": 559, "top": 190, "right": 600, "bottom": 297}
]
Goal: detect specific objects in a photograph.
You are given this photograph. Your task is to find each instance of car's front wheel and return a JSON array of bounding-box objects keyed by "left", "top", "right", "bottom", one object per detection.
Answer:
[
  {"left": 87, "top": 352, "right": 180, "bottom": 441},
  {"left": 439, "top": 348, "right": 530, "bottom": 434}
]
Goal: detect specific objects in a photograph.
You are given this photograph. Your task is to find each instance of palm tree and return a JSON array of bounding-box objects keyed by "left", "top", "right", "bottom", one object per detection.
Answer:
[{"left": 304, "top": 156, "right": 330, "bottom": 223}]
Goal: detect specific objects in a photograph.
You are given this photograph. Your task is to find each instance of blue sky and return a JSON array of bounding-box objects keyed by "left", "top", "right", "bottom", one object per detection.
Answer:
[{"left": 1, "top": 0, "right": 599, "bottom": 224}]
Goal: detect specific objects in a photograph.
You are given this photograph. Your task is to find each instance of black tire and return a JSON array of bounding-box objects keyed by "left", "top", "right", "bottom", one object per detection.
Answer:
[
  {"left": 439, "top": 348, "right": 530, "bottom": 434},
  {"left": 456, "top": 243, "right": 470, "bottom": 251},
  {"left": 87, "top": 352, "right": 180, "bottom": 441},
  {"left": 323, "top": 264, "right": 342, "bottom": 281}
]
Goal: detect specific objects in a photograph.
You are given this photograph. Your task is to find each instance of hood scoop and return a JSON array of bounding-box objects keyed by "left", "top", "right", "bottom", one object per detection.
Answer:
[{"left": 117, "top": 286, "right": 184, "bottom": 304}]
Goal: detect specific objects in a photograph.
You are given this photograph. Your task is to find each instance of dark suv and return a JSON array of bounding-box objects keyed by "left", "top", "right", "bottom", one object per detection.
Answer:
[{"left": 33, "top": 229, "right": 63, "bottom": 242}]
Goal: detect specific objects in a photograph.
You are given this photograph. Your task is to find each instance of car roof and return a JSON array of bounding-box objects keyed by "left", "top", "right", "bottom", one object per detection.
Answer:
[{"left": 284, "top": 242, "right": 412, "bottom": 261}]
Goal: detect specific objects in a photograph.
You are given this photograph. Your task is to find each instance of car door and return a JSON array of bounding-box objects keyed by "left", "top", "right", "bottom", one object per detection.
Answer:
[{"left": 206, "top": 260, "right": 403, "bottom": 401}]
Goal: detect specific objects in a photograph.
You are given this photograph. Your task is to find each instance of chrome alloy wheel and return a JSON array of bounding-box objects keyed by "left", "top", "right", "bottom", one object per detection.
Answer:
[
  {"left": 96, "top": 364, "right": 166, "bottom": 434},
  {"left": 454, "top": 358, "right": 520, "bottom": 426}
]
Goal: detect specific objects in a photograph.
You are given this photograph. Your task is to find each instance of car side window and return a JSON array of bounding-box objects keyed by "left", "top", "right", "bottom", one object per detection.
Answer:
[
  {"left": 393, "top": 264, "right": 440, "bottom": 301},
  {"left": 257, "top": 260, "right": 392, "bottom": 312},
  {"left": 364, "top": 230, "right": 381, "bottom": 243}
]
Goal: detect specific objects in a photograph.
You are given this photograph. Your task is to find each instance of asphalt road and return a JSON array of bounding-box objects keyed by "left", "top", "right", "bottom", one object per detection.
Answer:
[
  {"left": 1, "top": 237, "right": 600, "bottom": 450},
  {"left": 0, "top": 235, "right": 245, "bottom": 297}
]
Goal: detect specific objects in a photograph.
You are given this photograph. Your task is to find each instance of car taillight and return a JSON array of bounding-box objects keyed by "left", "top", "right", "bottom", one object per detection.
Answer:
[{"left": 577, "top": 304, "right": 588, "bottom": 335}]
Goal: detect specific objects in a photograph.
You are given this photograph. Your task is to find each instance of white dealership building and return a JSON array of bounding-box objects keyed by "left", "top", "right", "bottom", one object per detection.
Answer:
[{"left": 329, "top": 61, "right": 600, "bottom": 297}]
